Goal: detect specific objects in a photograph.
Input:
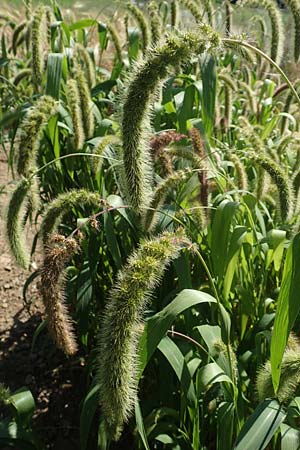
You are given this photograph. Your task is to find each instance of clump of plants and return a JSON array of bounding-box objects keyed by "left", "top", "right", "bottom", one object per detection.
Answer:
[{"left": 2, "top": 0, "right": 300, "bottom": 449}]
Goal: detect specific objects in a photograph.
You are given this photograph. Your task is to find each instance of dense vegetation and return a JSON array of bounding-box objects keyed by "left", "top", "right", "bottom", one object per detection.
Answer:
[{"left": 1, "top": 0, "right": 300, "bottom": 449}]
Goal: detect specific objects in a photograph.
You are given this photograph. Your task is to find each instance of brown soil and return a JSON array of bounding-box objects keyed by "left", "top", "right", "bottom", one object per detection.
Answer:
[{"left": 0, "top": 152, "right": 85, "bottom": 450}]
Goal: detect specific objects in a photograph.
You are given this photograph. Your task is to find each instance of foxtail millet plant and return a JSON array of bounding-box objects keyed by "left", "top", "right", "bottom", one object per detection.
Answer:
[
  {"left": 126, "top": 2, "right": 151, "bottom": 54},
  {"left": 280, "top": 79, "right": 300, "bottom": 134},
  {"left": 12, "top": 68, "right": 32, "bottom": 86},
  {"left": 225, "top": 0, "right": 232, "bottom": 36},
  {"left": 189, "top": 127, "right": 209, "bottom": 209},
  {"left": 106, "top": 22, "right": 123, "bottom": 63},
  {"left": 178, "top": 0, "right": 203, "bottom": 22},
  {"left": 91, "top": 135, "right": 120, "bottom": 174},
  {"left": 96, "top": 230, "right": 192, "bottom": 440},
  {"left": 249, "top": 152, "right": 294, "bottom": 222},
  {"left": 241, "top": 0, "right": 284, "bottom": 65},
  {"left": 142, "top": 168, "right": 193, "bottom": 231},
  {"left": 285, "top": 0, "right": 300, "bottom": 61},
  {"left": 40, "top": 234, "right": 79, "bottom": 355},
  {"left": 148, "top": 1, "right": 163, "bottom": 45},
  {"left": 17, "top": 95, "right": 58, "bottom": 177},
  {"left": 25, "top": 0, "right": 32, "bottom": 21},
  {"left": 75, "top": 44, "right": 96, "bottom": 89},
  {"left": 31, "top": 5, "right": 47, "bottom": 86},
  {"left": 6, "top": 177, "right": 34, "bottom": 269},
  {"left": 171, "top": 0, "right": 180, "bottom": 27},
  {"left": 150, "top": 130, "right": 185, "bottom": 176},
  {"left": 121, "top": 27, "right": 220, "bottom": 213},
  {"left": 11, "top": 20, "right": 27, "bottom": 55},
  {"left": 256, "top": 348, "right": 300, "bottom": 404},
  {"left": 195, "top": 0, "right": 214, "bottom": 26},
  {"left": 40, "top": 189, "right": 102, "bottom": 246},
  {"left": 74, "top": 64, "right": 95, "bottom": 140},
  {"left": 66, "top": 79, "right": 85, "bottom": 150},
  {"left": 228, "top": 153, "right": 248, "bottom": 192},
  {"left": 240, "top": 123, "right": 269, "bottom": 201},
  {"left": 238, "top": 80, "right": 257, "bottom": 115},
  {"left": 218, "top": 74, "right": 237, "bottom": 130}
]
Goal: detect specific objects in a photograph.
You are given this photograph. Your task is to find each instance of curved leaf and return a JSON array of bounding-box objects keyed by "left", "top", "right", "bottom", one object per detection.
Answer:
[
  {"left": 234, "top": 399, "right": 286, "bottom": 450},
  {"left": 138, "top": 289, "right": 217, "bottom": 378}
]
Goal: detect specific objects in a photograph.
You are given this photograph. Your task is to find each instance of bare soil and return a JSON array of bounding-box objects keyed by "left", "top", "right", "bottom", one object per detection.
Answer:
[{"left": 0, "top": 152, "right": 85, "bottom": 450}]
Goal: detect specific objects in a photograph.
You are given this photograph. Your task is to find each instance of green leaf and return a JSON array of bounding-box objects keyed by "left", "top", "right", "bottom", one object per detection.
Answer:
[
  {"left": 195, "top": 324, "right": 221, "bottom": 353},
  {"left": 199, "top": 362, "right": 233, "bottom": 389},
  {"left": 0, "top": 419, "right": 38, "bottom": 450},
  {"left": 135, "top": 400, "right": 150, "bottom": 450},
  {"left": 103, "top": 210, "right": 122, "bottom": 270},
  {"left": 264, "top": 229, "right": 286, "bottom": 271},
  {"left": 200, "top": 55, "right": 216, "bottom": 137},
  {"left": 46, "top": 53, "right": 65, "bottom": 99},
  {"left": 69, "top": 19, "right": 98, "bottom": 31},
  {"left": 8, "top": 388, "right": 35, "bottom": 418},
  {"left": 217, "top": 402, "right": 235, "bottom": 450},
  {"left": 80, "top": 384, "right": 100, "bottom": 450},
  {"left": 281, "top": 424, "right": 300, "bottom": 450},
  {"left": 31, "top": 319, "right": 48, "bottom": 352},
  {"left": 234, "top": 399, "right": 286, "bottom": 450},
  {"left": 178, "top": 84, "right": 197, "bottom": 133},
  {"left": 91, "top": 80, "right": 117, "bottom": 97},
  {"left": 271, "top": 234, "right": 300, "bottom": 393},
  {"left": 158, "top": 336, "right": 196, "bottom": 405},
  {"left": 210, "top": 200, "right": 238, "bottom": 280},
  {"left": 138, "top": 289, "right": 217, "bottom": 378},
  {"left": 128, "top": 28, "right": 140, "bottom": 61},
  {"left": 223, "top": 226, "right": 247, "bottom": 300}
]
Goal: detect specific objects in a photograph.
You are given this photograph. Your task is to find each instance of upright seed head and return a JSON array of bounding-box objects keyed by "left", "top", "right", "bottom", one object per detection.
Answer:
[
  {"left": 126, "top": 2, "right": 151, "bottom": 54},
  {"left": 24, "top": 0, "right": 32, "bottom": 21},
  {"left": 250, "top": 152, "right": 294, "bottom": 222},
  {"left": 74, "top": 64, "right": 95, "bottom": 139},
  {"left": 189, "top": 127, "right": 209, "bottom": 207},
  {"left": 228, "top": 153, "right": 248, "bottom": 192},
  {"left": 31, "top": 5, "right": 47, "bottom": 86},
  {"left": 178, "top": 0, "right": 203, "bottom": 22},
  {"left": 66, "top": 79, "right": 85, "bottom": 150},
  {"left": 285, "top": 0, "right": 300, "bottom": 61},
  {"left": 148, "top": 1, "right": 163, "bottom": 45},
  {"left": 106, "top": 22, "right": 123, "bottom": 63},
  {"left": 75, "top": 43, "right": 96, "bottom": 88},
  {"left": 241, "top": 0, "right": 284, "bottom": 65},
  {"left": 170, "top": 0, "right": 180, "bottom": 27}
]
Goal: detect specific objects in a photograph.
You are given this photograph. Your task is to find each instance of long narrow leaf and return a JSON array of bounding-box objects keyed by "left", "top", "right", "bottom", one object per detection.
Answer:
[
  {"left": 270, "top": 233, "right": 300, "bottom": 393},
  {"left": 234, "top": 399, "right": 286, "bottom": 450},
  {"left": 138, "top": 289, "right": 217, "bottom": 378}
]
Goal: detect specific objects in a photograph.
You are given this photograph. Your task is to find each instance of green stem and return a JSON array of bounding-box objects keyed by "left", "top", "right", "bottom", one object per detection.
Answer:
[
  {"left": 28, "top": 152, "right": 118, "bottom": 180},
  {"left": 194, "top": 248, "right": 235, "bottom": 384}
]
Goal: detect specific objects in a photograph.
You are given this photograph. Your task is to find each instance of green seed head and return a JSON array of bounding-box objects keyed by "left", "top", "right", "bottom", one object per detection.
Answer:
[
  {"left": 17, "top": 95, "right": 58, "bottom": 177},
  {"left": 6, "top": 177, "right": 33, "bottom": 269},
  {"left": 97, "top": 231, "right": 192, "bottom": 440}
]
